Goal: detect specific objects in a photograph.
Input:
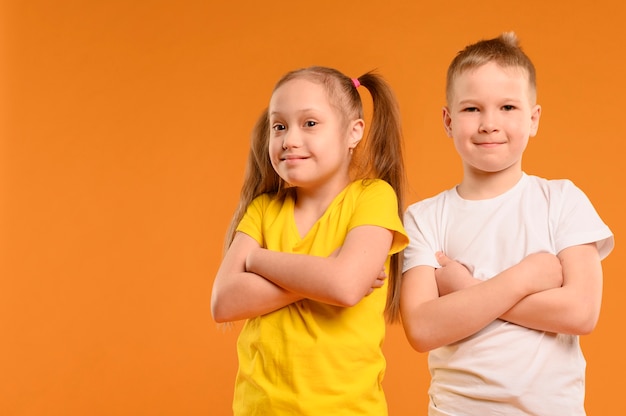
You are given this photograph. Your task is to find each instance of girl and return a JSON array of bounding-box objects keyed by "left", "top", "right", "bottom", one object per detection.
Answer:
[{"left": 211, "top": 66, "right": 408, "bottom": 415}]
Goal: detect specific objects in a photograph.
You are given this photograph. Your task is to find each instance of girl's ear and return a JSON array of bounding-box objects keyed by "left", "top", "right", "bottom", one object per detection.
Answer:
[
  {"left": 529, "top": 104, "right": 542, "bottom": 137},
  {"left": 349, "top": 119, "right": 365, "bottom": 149},
  {"left": 442, "top": 106, "right": 453, "bottom": 138}
]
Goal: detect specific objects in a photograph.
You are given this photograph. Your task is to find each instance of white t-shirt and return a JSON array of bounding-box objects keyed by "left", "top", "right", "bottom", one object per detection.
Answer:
[{"left": 403, "top": 173, "right": 614, "bottom": 416}]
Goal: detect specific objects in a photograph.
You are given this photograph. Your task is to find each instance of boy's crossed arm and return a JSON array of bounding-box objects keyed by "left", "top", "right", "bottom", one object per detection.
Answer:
[
  {"left": 400, "top": 252, "right": 562, "bottom": 352},
  {"left": 436, "top": 243, "right": 602, "bottom": 335}
]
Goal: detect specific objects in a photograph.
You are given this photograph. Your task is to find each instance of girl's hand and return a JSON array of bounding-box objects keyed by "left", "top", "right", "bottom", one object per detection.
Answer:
[
  {"left": 434, "top": 252, "right": 478, "bottom": 296},
  {"left": 244, "top": 245, "right": 262, "bottom": 273},
  {"left": 365, "top": 268, "right": 387, "bottom": 296},
  {"left": 331, "top": 247, "right": 386, "bottom": 296}
]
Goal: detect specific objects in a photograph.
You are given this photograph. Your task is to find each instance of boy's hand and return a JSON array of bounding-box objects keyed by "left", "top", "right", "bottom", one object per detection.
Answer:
[
  {"left": 435, "top": 252, "right": 478, "bottom": 296},
  {"left": 518, "top": 252, "right": 563, "bottom": 293}
]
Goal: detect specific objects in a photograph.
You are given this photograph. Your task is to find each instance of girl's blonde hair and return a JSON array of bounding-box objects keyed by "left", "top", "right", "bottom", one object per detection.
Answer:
[
  {"left": 225, "top": 66, "right": 406, "bottom": 322},
  {"left": 446, "top": 32, "right": 537, "bottom": 104}
]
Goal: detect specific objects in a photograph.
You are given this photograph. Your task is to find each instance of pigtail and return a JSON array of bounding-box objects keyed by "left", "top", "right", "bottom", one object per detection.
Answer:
[
  {"left": 223, "top": 109, "right": 283, "bottom": 253},
  {"left": 357, "top": 72, "right": 407, "bottom": 323}
]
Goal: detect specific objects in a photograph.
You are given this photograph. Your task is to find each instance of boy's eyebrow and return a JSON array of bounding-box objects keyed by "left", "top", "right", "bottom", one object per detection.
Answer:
[
  {"left": 457, "top": 97, "right": 524, "bottom": 105},
  {"left": 455, "top": 99, "right": 480, "bottom": 107}
]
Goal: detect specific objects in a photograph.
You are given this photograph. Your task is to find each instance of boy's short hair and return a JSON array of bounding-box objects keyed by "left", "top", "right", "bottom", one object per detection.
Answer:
[{"left": 446, "top": 32, "right": 537, "bottom": 104}]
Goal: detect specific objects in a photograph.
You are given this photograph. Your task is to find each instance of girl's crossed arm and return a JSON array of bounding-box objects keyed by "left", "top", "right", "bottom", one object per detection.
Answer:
[
  {"left": 245, "top": 225, "right": 394, "bottom": 308},
  {"left": 211, "top": 226, "right": 391, "bottom": 322},
  {"left": 211, "top": 231, "right": 304, "bottom": 323}
]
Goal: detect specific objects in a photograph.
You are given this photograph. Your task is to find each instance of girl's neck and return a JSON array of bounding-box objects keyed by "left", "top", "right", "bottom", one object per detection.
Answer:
[
  {"left": 457, "top": 168, "right": 523, "bottom": 200},
  {"left": 295, "top": 178, "right": 350, "bottom": 211},
  {"left": 293, "top": 178, "right": 351, "bottom": 237}
]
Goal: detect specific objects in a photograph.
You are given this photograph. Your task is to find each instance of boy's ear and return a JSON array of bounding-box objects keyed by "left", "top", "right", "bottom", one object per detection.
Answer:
[
  {"left": 529, "top": 104, "right": 542, "bottom": 137},
  {"left": 349, "top": 118, "right": 365, "bottom": 149},
  {"left": 442, "top": 106, "right": 453, "bottom": 138}
]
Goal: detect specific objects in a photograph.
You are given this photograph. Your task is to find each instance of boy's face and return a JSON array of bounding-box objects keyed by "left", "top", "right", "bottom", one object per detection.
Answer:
[{"left": 443, "top": 61, "right": 541, "bottom": 177}]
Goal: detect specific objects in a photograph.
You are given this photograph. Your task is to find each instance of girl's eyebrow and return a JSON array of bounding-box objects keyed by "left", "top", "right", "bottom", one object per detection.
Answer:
[{"left": 270, "top": 108, "right": 319, "bottom": 116}]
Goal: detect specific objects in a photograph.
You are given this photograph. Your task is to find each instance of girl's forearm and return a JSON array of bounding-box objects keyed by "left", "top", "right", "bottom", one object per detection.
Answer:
[
  {"left": 211, "top": 232, "right": 303, "bottom": 323},
  {"left": 211, "top": 270, "right": 303, "bottom": 322},
  {"left": 246, "top": 248, "right": 366, "bottom": 307},
  {"left": 246, "top": 226, "right": 393, "bottom": 307}
]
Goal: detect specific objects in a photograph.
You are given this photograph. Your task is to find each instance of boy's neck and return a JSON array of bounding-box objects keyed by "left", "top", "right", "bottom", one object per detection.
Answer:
[{"left": 457, "top": 169, "right": 524, "bottom": 200}]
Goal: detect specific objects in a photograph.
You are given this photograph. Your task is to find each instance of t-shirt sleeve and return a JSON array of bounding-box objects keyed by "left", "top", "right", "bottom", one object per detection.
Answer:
[
  {"left": 235, "top": 194, "right": 268, "bottom": 247},
  {"left": 553, "top": 180, "right": 614, "bottom": 259},
  {"left": 402, "top": 200, "right": 440, "bottom": 273},
  {"left": 348, "top": 180, "right": 409, "bottom": 255}
]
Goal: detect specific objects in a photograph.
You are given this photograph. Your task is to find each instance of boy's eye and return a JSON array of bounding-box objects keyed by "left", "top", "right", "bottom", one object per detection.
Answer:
[
  {"left": 305, "top": 120, "right": 317, "bottom": 127},
  {"left": 502, "top": 105, "right": 515, "bottom": 111},
  {"left": 463, "top": 107, "right": 479, "bottom": 112}
]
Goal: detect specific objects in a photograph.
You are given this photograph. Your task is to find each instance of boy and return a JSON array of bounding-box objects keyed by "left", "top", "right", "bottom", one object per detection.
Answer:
[{"left": 400, "top": 32, "right": 614, "bottom": 415}]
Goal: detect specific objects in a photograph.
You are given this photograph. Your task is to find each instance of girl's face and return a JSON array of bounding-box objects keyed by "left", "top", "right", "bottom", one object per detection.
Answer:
[
  {"left": 443, "top": 61, "right": 541, "bottom": 180},
  {"left": 268, "top": 78, "right": 363, "bottom": 193}
]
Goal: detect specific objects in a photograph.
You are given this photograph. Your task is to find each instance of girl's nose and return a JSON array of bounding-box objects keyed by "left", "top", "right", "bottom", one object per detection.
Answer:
[{"left": 282, "top": 130, "right": 301, "bottom": 149}]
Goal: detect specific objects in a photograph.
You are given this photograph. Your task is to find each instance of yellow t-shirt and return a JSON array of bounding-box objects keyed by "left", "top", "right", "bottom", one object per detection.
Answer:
[{"left": 233, "top": 179, "right": 408, "bottom": 415}]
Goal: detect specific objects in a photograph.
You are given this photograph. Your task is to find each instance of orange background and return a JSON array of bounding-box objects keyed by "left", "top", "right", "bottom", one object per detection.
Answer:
[{"left": 2, "top": 1, "right": 624, "bottom": 415}]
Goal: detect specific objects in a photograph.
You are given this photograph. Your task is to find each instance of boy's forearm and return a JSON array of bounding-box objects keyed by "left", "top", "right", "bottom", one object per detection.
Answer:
[
  {"left": 499, "top": 244, "right": 602, "bottom": 334},
  {"left": 437, "top": 272, "right": 589, "bottom": 332},
  {"left": 436, "top": 266, "right": 576, "bottom": 333},
  {"left": 403, "top": 265, "right": 543, "bottom": 352},
  {"left": 498, "top": 287, "right": 595, "bottom": 334},
  {"left": 432, "top": 282, "right": 598, "bottom": 335}
]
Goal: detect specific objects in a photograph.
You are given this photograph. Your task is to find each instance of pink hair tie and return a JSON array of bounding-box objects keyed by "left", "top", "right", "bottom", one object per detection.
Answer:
[{"left": 352, "top": 78, "right": 360, "bottom": 88}]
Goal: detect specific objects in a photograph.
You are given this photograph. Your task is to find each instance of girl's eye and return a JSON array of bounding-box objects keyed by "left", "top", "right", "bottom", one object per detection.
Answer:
[
  {"left": 272, "top": 124, "right": 286, "bottom": 131},
  {"left": 305, "top": 120, "right": 317, "bottom": 127}
]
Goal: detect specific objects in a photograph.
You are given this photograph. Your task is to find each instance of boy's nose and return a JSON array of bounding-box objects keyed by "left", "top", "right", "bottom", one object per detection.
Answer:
[{"left": 478, "top": 114, "right": 499, "bottom": 133}]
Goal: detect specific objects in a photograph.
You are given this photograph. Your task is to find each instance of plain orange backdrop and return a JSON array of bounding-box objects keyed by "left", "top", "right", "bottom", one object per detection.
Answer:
[{"left": 2, "top": 1, "right": 624, "bottom": 415}]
